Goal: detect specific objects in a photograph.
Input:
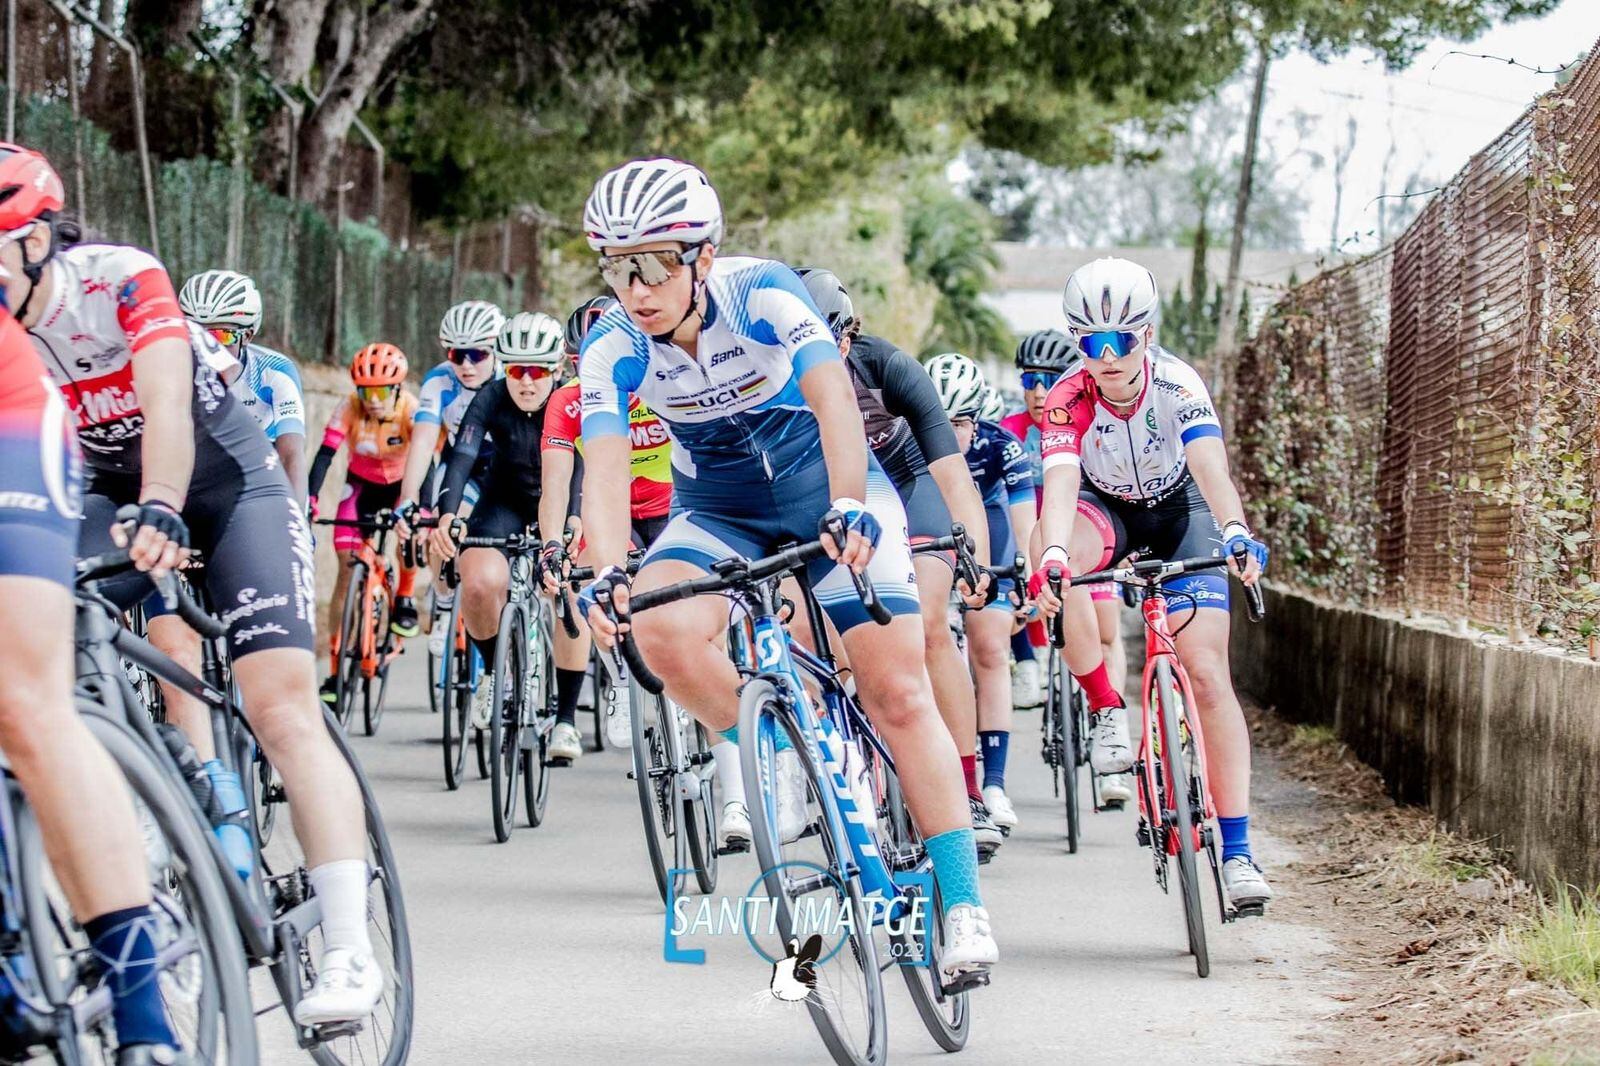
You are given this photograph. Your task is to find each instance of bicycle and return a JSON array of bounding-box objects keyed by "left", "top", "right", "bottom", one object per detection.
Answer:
[
  {"left": 605, "top": 529, "right": 982, "bottom": 1066},
  {"left": 76, "top": 544, "right": 416, "bottom": 1062},
  {"left": 566, "top": 555, "right": 721, "bottom": 904},
  {"left": 450, "top": 523, "right": 560, "bottom": 843},
  {"left": 1051, "top": 551, "right": 1265, "bottom": 978},
  {"left": 316, "top": 512, "right": 407, "bottom": 736}
]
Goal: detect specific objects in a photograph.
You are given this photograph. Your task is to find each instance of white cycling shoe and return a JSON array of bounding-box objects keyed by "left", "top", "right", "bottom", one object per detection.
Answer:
[
  {"left": 294, "top": 948, "right": 384, "bottom": 1026},
  {"left": 1089, "top": 705, "right": 1135, "bottom": 774},
  {"left": 548, "top": 722, "right": 583, "bottom": 763},
  {"left": 426, "top": 626, "right": 447, "bottom": 659},
  {"left": 470, "top": 682, "right": 494, "bottom": 731},
  {"left": 981, "top": 785, "right": 1018, "bottom": 832},
  {"left": 1099, "top": 774, "right": 1134, "bottom": 806},
  {"left": 940, "top": 904, "right": 998, "bottom": 979},
  {"left": 604, "top": 689, "right": 632, "bottom": 748},
  {"left": 1010, "top": 659, "right": 1043, "bottom": 709},
  {"left": 1222, "top": 857, "right": 1274, "bottom": 911},
  {"left": 775, "top": 749, "right": 811, "bottom": 843},
  {"left": 718, "top": 801, "right": 752, "bottom": 851}
]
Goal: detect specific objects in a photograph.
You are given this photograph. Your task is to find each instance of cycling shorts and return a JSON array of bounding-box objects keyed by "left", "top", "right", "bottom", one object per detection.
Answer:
[
  {"left": 79, "top": 469, "right": 315, "bottom": 657},
  {"left": 631, "top": 513, "right": 669, "bottom": 550},
  {"left": 983, "top": 501, "right": 1018, "bottom": 614},
  {"left": 898, "top": 469, "right": 954, "bottom": 572},
  {"left": 0, "top": 400, "right": 82, "bottom": 589},
  {"left": 425, "top": 456, "right": 481, "bottom": 514},
  {"left": 335, "top": 475, "right": 403, "bottom": 553},
  {"left": 1077, "top": 478, "right": 1227, "bottom": 611},
  {"left": 463, "top": 490, "right": 539, "bottom": 558},
  {"left": 649, "top": 458, "right": 919, "bottom": 634}
]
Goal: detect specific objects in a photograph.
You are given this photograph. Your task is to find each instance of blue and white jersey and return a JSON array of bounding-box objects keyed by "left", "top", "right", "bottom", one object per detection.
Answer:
[
  {"left": 233, "top": 344, "right": 305, "bottom": 442},
  {"left": 416, "top": 362, "right": 488, "bottom": 444},
  {"left": 966, "top": 420, "right": 1033, "bottom": 510},
  {"left": 578, "top": 256, "right": 840, "bottom": 493}
]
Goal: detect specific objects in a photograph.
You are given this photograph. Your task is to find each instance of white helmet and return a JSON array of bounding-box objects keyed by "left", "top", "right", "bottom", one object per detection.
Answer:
[
  {"left": 584, "top": 158, "right": 723, "bottom": 251},
  {"left": 978, "top": 386, "right": 1005, "bottom": 423},
  {"left": 178, "top": 270, "right": 261, "bottom": 333},
  {"left": 439, "top": 300, "right": 505, "bottom": 350},
  {"left": 1061, "top": 257, "right": 1160, "bottom": 334},
  {"left": 496, "top": 311, "right": 565, "bottom": 366},
  {"left": 926, "top": 352, "right": 987, "bottom": 418}
]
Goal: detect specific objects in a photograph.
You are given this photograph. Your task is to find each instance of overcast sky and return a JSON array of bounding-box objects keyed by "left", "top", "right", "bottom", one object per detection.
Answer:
[{"left": 1271, "top": 0, "right": 1599, "bottom": 254}]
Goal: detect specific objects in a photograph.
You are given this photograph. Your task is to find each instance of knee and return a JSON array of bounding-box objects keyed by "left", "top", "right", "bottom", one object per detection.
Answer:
[
  {"left": 247, "top": 696, "right": 327, "bottom": 755},
  {"left": 632, "top": 609, "right": 690, "bottom": 675},
  {"left": 1183, "top": 653, "right": 1234, "bottom": 706},
  {"left": 921, "top": 610, "right": 955, "bottom": 657},
  {"left": 856, "top": 668, "right": 934, "bottom": 733},
  {"left": 970, "top": 631, "right": 1007, "bottom": 673}
]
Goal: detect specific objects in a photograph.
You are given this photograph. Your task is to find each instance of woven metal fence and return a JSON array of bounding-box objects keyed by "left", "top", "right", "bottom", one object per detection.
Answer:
[
  {"left": 1234, "top": 37, "right": 1600, "bottom": 649},
  {"left": 6, "top": 0, "right": 532, "bottom": 367}
]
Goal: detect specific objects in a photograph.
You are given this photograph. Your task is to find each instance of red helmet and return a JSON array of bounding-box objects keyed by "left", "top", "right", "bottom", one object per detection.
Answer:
[
  {"left": 350, "top": 343, "right": 408, "bottom": 386},
  {"left": 0, "top": 143, "right": 64, "bottom": 231}
]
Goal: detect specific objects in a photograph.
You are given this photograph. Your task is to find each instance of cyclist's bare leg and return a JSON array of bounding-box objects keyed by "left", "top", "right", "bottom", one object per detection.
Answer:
[
  {"left": 1095, "top": 595, "right": 1127, "bottom": 691},
  {"left": 459, "top": 547, "right": 510, "bottom": 643},
  {"left": 1169, "top": 606, "right": 1250, "bottom": 817},
  {"left": 629, "top": 559, "right": 743, "bottom": 730},
  {"left": 146, "top": 614, "right": 217, "bottom": 761},
  {"left": 915, "top": 555, "right": 978, "bottom": 762},
  {"left": 967, "top": 608, "right": 1013, "bottom": 736},
  {"left": 841, "top": 613, "right": 968, "bottom": 837},
  {"left": 1033, "top": 517, "right": 1117, "bottom": 676},
  {"left": 0, "top": 579, "right": 149, "bottom": 917},
  {"left": 232, "top": 646, "right": 366, "bottom": 863},
  {"left": 326, "top": 547, "right": 356, "bottom": 670}
]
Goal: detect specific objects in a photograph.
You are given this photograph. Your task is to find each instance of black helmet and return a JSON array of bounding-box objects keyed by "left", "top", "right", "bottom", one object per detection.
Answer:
[
  {"left": 793, "top": 266, "right": 858, "bottom": 343},
  {"left": 565, "top": 295, "right": 618, "bottom": 355},
  {"left": 1014, "top": 328, "right": 1076, "bottom": 372}
]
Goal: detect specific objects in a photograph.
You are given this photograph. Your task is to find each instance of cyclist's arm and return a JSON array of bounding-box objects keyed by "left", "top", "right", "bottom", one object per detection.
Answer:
[
  {"left": 1000, "top": 430, "right": 1035, "bottom": 568},
  {"left": 263, "top": 363, "right": 308, "bottom": 506},
  {"left": 578, "top": 434, "right": 631, "bottom": 570},
  {"left": 1185, "top": 438, "right": 1247, "bottom": 531},
  {"left": 306, "top": 407, "right": 347, "bottom": 503},
  {"left": 879, "top": 345, "right": 961, "bottom": 466},
  {"left": 1036, "top": 384, "right": 1093, "bottom": 581},
  {"left": 434, "top": 388, "right": 490, "bottom": 518},
  {"left": 133, "top": 335, "right": 197, "bottom": 509},
  {"left": 538, "top": 447, "right": 575, "bottom": 551},
  {"left": 274, "top": 432, "right": 308, "bottom": 508},
  {"left": 802, "top": 360, "right": 868, "bottom": 505},
  {"left": 1008, "top": 499, "right": 1036, "bottom": 576},
  {"left": 396, "top": 421, "right": 441, "bottom": 509},
  {"left": 927, "top": 453, "right": 990, "bottom": 571}
]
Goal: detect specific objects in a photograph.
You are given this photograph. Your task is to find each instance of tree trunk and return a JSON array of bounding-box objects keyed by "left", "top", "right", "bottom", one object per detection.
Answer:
[
  {"left": 1212, "top": 40, "right": 1271, "bottom": 399},
  {"left": 254, "top": 0, "right": 332, "bottom": 191},
  {"left": 294, "top": 0, "right": 432, "bottom": 205}
]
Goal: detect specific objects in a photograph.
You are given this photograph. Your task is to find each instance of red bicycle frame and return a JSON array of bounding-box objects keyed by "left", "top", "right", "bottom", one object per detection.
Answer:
[{"left": 1133, "top": 587, "right": 1215, "bottom": 856}]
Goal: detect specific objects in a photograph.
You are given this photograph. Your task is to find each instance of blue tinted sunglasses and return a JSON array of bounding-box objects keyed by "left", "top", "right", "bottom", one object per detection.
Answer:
[
  {"left": 1020, "top": 371, "right": 1060, "bottom": 391},
  {"left": 1078, "top": 330, "right": 1142, "bottom": 360}
]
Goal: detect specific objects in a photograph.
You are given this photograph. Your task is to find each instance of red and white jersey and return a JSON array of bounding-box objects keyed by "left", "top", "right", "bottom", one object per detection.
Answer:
[
  {"left": 25, "top": 243, "right": 257, "bottom": 479},
  {"left": 1039, "top": 348, "right": 1223, "bottom": 503}
]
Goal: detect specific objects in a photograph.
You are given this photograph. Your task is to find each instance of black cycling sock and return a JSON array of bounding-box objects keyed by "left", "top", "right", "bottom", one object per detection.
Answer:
[
  {"left": 556, "top": 668, "right": 585, "bottom": 726},
  {"left": 470, "top": 633, "right": 498, "bottom": 671},
  {"left": 1010, "top": 630, "right": 1036, "bottom": 662}
]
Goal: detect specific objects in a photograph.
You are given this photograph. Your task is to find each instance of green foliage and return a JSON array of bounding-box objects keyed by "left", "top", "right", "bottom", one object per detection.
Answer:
[
  {"left": 904, "top": 183, "right": 1010, "bottom": 359},
  {"left": 1513, "top": 882, "right": 1600, "bottom": 1007}
]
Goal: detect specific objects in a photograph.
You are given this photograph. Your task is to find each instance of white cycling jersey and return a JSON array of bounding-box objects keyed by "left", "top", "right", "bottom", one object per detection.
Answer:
[
  {"left": 1039, "top": 347, "right": 1222, "bottom": 503},
  {"left": 416, "top": 362, "right": 491, "bottom": 445}
]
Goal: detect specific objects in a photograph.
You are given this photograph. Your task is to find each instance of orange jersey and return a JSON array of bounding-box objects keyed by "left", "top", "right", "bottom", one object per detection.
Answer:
[{"left": 321, "top": 389, "right": 422, "bottom": 484}]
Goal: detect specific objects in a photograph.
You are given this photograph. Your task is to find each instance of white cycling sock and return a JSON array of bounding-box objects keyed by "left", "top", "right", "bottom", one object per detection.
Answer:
[
  {"left": 712, "top": 742, "right": 746, "bottom": 807},
  {"left": 308, "top": 860, "right": 372, "bottom": 957}
]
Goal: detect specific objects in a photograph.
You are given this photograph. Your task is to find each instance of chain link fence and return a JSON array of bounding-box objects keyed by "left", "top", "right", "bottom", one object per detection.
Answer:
[
  {"left": 6, "top": 0, "right": 535, "bottom": 367},
  {"left": 1233, "top": 35, "right": 1600, "bottom": 650}
]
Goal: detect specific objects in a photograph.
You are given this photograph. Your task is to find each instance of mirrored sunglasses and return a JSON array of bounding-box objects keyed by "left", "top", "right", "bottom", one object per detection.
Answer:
[
  {"left": 504, "top": 364, "right": 555, "bottom": 382},
  {"left": 597, "top": 245, "right": 699, "bottom": 289},
  {"left": 1077, "top": 330, "right": 1143, "bottom": 360},
  {"left": 446, "top": 347, "right": 494, "bottom": 366}
]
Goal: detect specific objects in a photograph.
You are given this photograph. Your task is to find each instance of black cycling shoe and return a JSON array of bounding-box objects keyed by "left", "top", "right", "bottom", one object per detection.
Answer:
[
  {"left": 319, "top": 675, "right": 339, "bottom": 706},
  {"left": 389, "top": 596, "right": 420, "bottom": 638},
  {"left": 970, "top": 796, "right": 1003, "bottom": 865},
  {"left": 117, "top": 1043, "right": 193, "bottom": 1066}
]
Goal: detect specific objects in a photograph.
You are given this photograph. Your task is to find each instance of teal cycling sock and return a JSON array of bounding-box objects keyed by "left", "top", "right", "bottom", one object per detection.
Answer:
[
  {"left": 923, "top": 827, "right": 983, "bottom": 913},
  {"left": 84, "top": 905, "right": 176, "bottom": 1050},
  {"left": 1219, "top": 815, "right": 1251, "bottom": 862},
  {"left": 718, "top": 724, "right": 791, "bottom": 752}
]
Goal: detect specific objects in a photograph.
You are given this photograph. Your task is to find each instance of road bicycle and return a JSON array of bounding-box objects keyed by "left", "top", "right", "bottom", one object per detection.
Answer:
[
  {"left": 76, "top": 542, "right": 415, "bottom": 1062},
  {"left": 450, "top": 524, "right": 560, "bottom": 842},
  {"left": 1052, "top": 551, "right": 1265, "bottom": 978},
  {"left": 605, "top": 528, "right": 982, "bottom": 1066},
  {"left": 316, "top": 512, "right": 408, "bottom": 735}
]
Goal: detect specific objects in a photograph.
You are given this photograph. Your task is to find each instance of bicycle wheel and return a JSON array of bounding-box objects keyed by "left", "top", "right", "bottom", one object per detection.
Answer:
[
  {"left": 77, "top": 714, "right": 259, "bottom": 1064},
  {"left": 629, "top": 678, "right": 684, "bottom": 906},
  {"left": 683, "top": 720, "right": 719, "bottom": 895},
  {"left": 524, "top": 607, "right": 554, "bottom": 828},
  {"left": 740, "top": 679, "right": 886, "bottom": 1066},
  {"left": 334, "top": 563, "right": 367, "bottom": 730},
  {"left": 425, "top": 591, "right": 444, "bottom": 716},
  {"left": 364, "top": 594, "right": 393, "bottom": 737},
  {"left": 441, "top": 600, "right": 472, "bottom": 790},
  {"left": 1155, "top": 659, "right": 1209, "bottom": 977},
  {"left": 490, "top": 602, "right": 526, "bottom": 843},
  {"left": 587, "top": 653, "right": 608, "bottom": 753},
  {"left": 1063, "top": 663, "right": 1082, "bottom": 854}
]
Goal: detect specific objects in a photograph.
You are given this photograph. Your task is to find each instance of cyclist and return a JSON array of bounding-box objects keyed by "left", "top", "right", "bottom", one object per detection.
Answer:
[
  {"left": 426, "top": 312, "right": 571, "bottom": 744},
  {"left": 0, "top": 151, "right": 188, "bottom": 1064},
  {"left": 309, "top": 344, "right": 423, "bottom": 701},
  {"left": 1005, "top": 328, "right": 1134, "bottom": 805},
  {"left": 575, "top": 157, "right": 997, "bottom": 979},
  {"left": 932, "top": 359, "right": 1034, "bottom": 833},
  {"left": 793, "top": 269, "right": 1004, "bottom": 857},
  {"left": 1031, "top": 256, "right": 1273, "bottom": 910},
  {"left": 395, "top": 299, "right": 504, "bottom": 631},
  {"left": 9, "top": 142, "right": 384, "bottom": 1024}
]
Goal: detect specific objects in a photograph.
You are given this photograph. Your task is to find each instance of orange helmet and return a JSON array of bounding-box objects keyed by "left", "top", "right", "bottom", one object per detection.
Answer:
[
  {"left": 0, "top": 143, "right": 64, "bottom": 231},
  {"left": 350, "top": 343, "right": 407, "bottom": 386}
]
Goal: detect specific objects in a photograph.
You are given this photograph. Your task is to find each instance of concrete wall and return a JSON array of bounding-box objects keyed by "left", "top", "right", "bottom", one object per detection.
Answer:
[{"left": 1231, "top": 587, "right": 1600, "bottom": 890}]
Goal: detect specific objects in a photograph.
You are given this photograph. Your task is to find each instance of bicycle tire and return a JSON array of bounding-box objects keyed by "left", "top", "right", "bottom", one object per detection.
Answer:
[
  {"left": 1155, "top": 660, "right": 1209, "bottom": 978},
  {"left": 525, "top": 607, "right": 554, "bottom": 828},
  {"left": 334, "top": 563, "right": 367, "bottom": 730},
  {"left": 362, "top": 591, "right": 392, "bottom": 736},
  {"left": 629, "top": 678, "right": 683, "bottom": 907},
  {"left": 587, "top": 653, "right": 607, "bottom": 753},
  {"left": 490, "top": 601, "right": 526, "bottom": 843},
  {"left": 441, "top": 599, "right": 472, "bottom": 790},
  {"left": 300, "top": 708, "right": 416, "bottom": 1066},
  {"left": 1062, "top": 658, "right": 1082, "bottom": 854},
  {"left": 426, "top": 591, "right": 444, "bottom": 716},
  {"left": 740, "top": 679, "right": 886, "bottom": 1066},
  {"left": 79, "top": 713, "right": 260, "bottom": 1064},
  {"left": 683, "top": 721, "right": 718, "bottom": 895}
]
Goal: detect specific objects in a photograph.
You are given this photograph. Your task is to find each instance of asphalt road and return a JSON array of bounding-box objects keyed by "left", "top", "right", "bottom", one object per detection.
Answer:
[{"left": 260, "top": 645, "right": 1344, "bottom": 1065}]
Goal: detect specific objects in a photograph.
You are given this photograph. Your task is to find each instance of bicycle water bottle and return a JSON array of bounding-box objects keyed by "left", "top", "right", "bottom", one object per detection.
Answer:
[
  {"left": 201, "top": 760, "right": 255, "bottom": 882},
  {"left": 155, "top": 724, "right": 253, "bottom": 881}
]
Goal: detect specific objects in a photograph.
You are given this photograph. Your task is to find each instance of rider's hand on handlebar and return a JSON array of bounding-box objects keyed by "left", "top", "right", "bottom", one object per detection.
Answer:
[
  {"left": 1027, "top": 548, "right": 1072, "bottom": 618},
  {"left": 819, "top": 499, "right": 881, "bottom": 574},
  {"left": 538, "top": 540, "right": 570, "bottom": 595},
  {"left": 579, "top": 566, "right": 630, "bottom": 650},
  {"left": 428, "top": 514, "right": 461, "bottom": 561},
  {"left": 114, "top": 500, "right": 191, "bottom": 576},
  {"left": 393, "top": 499, "right": 421, "bottom": 537},
  {"left": 956, "top": 568, "right": 991, "bottom": 610},
  {"left": 1221, "top": 522, "right": 1269, "bottom": 587}
]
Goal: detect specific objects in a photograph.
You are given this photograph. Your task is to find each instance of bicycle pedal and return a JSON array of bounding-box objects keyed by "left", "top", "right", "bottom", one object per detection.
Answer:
[
  {"left": 1231, "top": 900, "right": 1267, "bottom": 920},
  {"left": 545, "top": 757, "right": 573, "bottom": 768},
  {"left": 940, "top": 968, "right": 991, "bottom": 995},
  {"left": 1135, "top": 823, "right": 1152, "bottom": 847},
  {"left": 716, "top": 841, "right": 751, "bottom": 856},
  {"left": 311, "top": 1021, "right": 364, "bottom": 1041},
  {"left": 687, "top": 750, "right": 715, "bottom": 766}
]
